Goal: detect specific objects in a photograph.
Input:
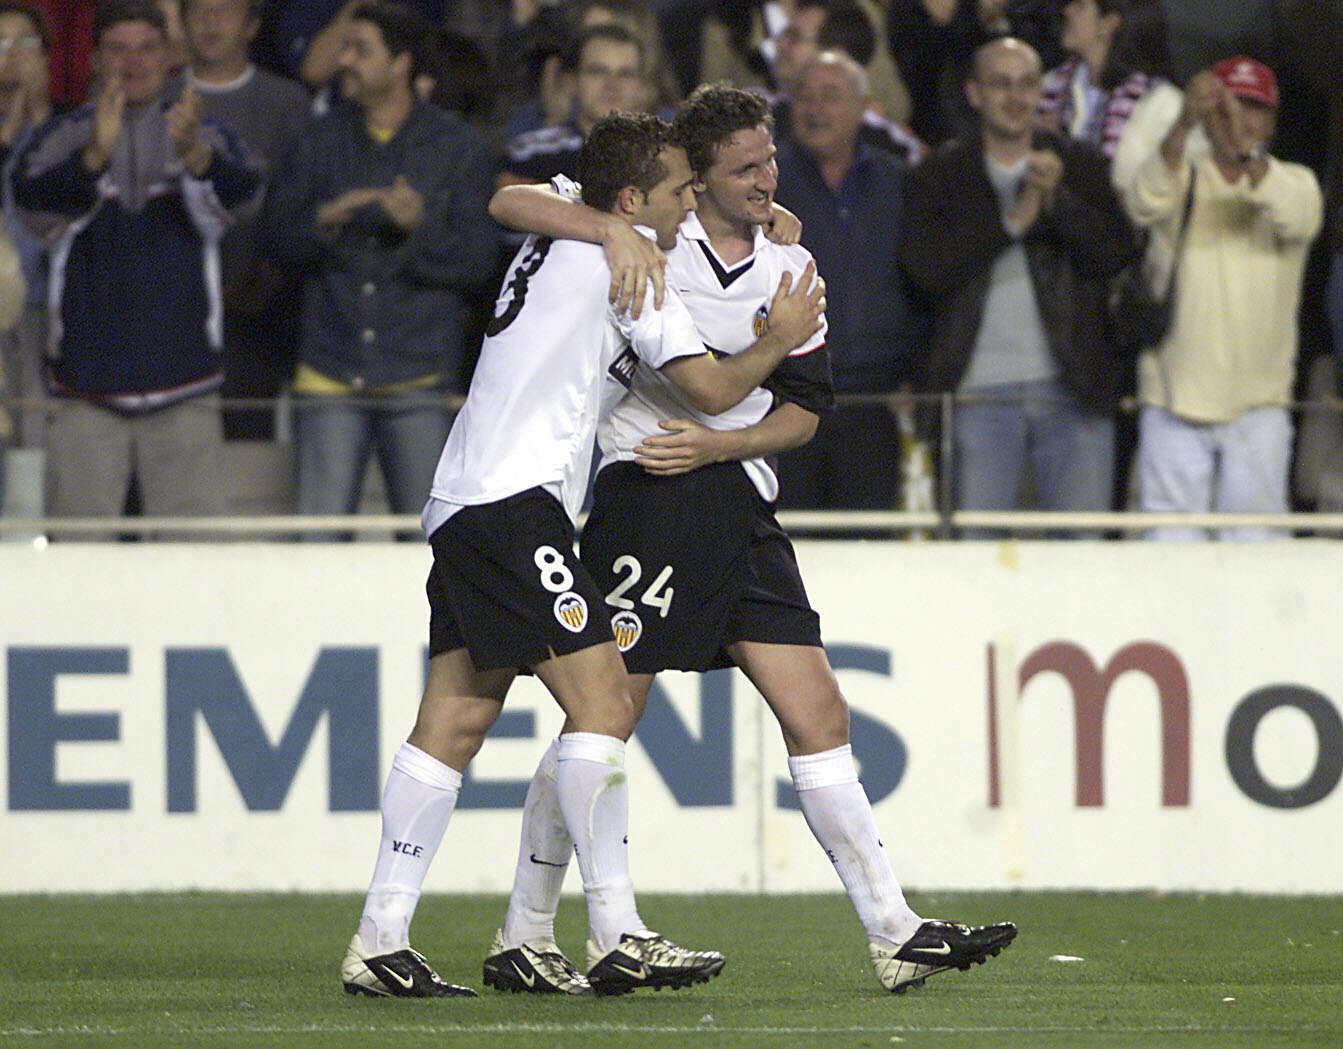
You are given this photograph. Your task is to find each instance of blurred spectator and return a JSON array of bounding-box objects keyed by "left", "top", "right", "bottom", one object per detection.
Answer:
[
  {"left": 0, "top": 0, "right": 55, "bottom": 453},
  {"left": 1040, "top": 1, "right": 1176, "bottom": 517},
  {"left": 24, "top": 1, "right": 94, "bottom": 106},
  {"left": 695, "top": 0, "right": 779, "bottom": 89},
  {"left": 183, "top": 0, "right": 311, "bottom": 440},
  {"left": 257, "top": 0, "right": 445, "bottom": 82},
  {"left": 12, "top": 0, "right": 261, "bottom": 529},
  {"left": 576, "top": 0, "right": 681, "bottom": 115},
  {"left": 1039, "top": 0, "right": 1175, "bottom": 194},
  {"left": 691, "top": 1, "right": 915, "bottom": 132},
  {"left": 901, "top": 38, "right": 1139, "bottom": 535},
  {"left": 652, "top": 0, "right": 712, "bottom": 95},
  {"left": 775, "top": 52, "right": 915, "bottom": 509},
  {"left": 498, "top": 22, "right": 647, "bottom": 189},
  {"left": 887, "top": 0, "right": 1062, "bottom": 149},
  {"left": 262, "top": 1, "right": 496, "bottom": 535},
  {"left": 776, "top": 1, "right": 911, "bottom": 122},
  {"left": 438, "top": 0, "right": 569, "bottom": 143},
  {"left": 770, "top": 0, "right": 923, "bottom": 165},
  {"left": 1128, "top": 59, "right": 1322, "bottom": 539}
]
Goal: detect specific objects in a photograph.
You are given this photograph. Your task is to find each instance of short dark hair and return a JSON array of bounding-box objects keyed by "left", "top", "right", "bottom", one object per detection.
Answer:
[
  {"left": 670, "top": 84, "right": 772, "bottom": 178},
  {"left": 0, "top": 2, "right": 47, "bottom": 52},
  {"left": 578, "top": 110, "right": 670, "bottom": 212},
  {"left": 813, "top": 0, "right": 876, "bottom": 67},
  {"left": 93, "top": 0, "right": 167, "bottom": 45},
  {"left": 563, "top": 22, "right": 644, "bottom": 74},
  {"left": 349, "top": 1, "right": 433, "bottom": 81}
]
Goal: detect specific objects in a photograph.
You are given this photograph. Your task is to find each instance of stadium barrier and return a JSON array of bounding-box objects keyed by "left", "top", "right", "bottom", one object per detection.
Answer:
[
  {"left": 2, "top": 540, "right": 1339, "bottom": 894},
  {"left": 6, "top": 377, "right": 1343, "bottom": 537}
]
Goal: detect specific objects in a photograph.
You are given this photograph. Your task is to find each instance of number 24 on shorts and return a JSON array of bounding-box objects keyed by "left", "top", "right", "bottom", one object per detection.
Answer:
[{"left": 605, "top": 555, "right": 674, "bottom": 619}]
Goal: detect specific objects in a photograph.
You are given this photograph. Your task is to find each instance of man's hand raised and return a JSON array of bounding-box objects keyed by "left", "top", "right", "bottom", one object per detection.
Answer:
[
  {"left": 82, "top": 79, "right": 125, "bottom": 172},
  {"left": 167, "top": 85, "right": 212, "bottom": 177}
]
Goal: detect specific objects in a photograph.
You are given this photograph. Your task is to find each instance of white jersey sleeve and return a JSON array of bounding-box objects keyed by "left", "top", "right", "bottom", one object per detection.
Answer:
[
  {"left": 550, "top": 174, "right": 583, "bottom": 201},
  {"left": 620, "top": 282, "right": 707, "bottom": 371}
]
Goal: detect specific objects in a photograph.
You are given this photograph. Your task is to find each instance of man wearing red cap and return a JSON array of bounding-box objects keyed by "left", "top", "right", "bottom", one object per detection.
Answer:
[{"left": 1126, "top": 55, "right": 1322, "bottom": 540}]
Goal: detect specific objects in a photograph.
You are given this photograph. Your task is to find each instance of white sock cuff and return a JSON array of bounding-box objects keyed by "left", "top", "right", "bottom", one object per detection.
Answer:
[
  {"left": 391, "top": 742, "right": 462, "bottom": 792},
  {"left": 557, "top": 731, "right": 625, "bottom": 766},
  {"left": 789, "top": 744, "right": 858, "bottom": 791}
]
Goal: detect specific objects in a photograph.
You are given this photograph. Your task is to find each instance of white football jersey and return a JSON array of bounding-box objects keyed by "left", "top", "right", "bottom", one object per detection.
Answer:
[
  {"left": 423, "top": 230, "right": 706, "bottom": 534},
  {"left": 598, "top": 210, "right": 828, "bottom": 502}
]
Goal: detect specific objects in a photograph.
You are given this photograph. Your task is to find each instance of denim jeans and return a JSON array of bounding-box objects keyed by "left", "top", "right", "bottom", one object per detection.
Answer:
[
  {"left": 294, "top": 391, "right": 453, "bottom": 533},
  {"left": 954, "top": 378, "right": 1115, "bottom": 537}
]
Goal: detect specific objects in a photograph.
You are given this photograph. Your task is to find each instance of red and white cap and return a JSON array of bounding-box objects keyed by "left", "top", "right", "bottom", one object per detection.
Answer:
[{"left": 1211, "top": 56, "right": 1279, "bottom": 109}]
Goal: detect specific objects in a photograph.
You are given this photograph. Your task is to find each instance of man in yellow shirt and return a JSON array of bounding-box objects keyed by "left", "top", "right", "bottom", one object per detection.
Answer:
[{"left": 1128, "top": 56, "right": 1322, "bottom": 539}]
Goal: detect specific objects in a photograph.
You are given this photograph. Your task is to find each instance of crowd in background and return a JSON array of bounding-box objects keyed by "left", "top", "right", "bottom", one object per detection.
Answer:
[{"left": 0, "top": 0, "right": 1340, "bottom": 540}]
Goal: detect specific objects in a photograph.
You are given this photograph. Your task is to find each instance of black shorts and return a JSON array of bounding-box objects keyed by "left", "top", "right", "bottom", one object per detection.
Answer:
[
  {"left": 580, "top": 461, "right": 822, "bottom": 674},
  {"left": 427, "top": 488, "right": 614, "bottom": 670}
]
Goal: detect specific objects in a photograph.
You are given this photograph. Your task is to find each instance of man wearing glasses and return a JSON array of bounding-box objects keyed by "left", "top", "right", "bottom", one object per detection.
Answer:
[{"left": 498, "top": 22, "right": 649, "bottom": 191}]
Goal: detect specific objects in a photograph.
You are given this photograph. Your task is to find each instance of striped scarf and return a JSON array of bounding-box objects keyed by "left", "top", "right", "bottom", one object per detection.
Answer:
[{"left": 1038, "top": 58, "right": 1157, "bottom": 159}]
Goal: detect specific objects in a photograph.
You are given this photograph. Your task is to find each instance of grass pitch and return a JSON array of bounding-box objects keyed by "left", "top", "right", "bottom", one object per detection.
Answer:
[{"left": 2, "top": 892, "right": 1340, "bottom": 1049}]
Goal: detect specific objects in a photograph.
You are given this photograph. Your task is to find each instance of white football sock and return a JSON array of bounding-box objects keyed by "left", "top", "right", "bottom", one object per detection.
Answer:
[
  {"left": 789, "top": 744, "right": 923, "bottom": 948},
  {"left": 501, "top": 737, "right": 572, "bottom": 948},
  {"left": 357, "top": 741, "right": 461, "bottom": 954},
  {"left": 556, "top": 731, "right": 647, "bottom": 953}
]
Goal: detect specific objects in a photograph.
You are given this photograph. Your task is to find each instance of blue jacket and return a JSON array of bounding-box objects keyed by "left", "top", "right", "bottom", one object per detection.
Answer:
[
  {"left": 262, "top": 99, "right": 498, "bottom": 391},
  {"left": 12, "top": 91, "right": 261, "bottom": 410},
  {"left": 775, "top": 139, "right": 919, "bottom": 392}
]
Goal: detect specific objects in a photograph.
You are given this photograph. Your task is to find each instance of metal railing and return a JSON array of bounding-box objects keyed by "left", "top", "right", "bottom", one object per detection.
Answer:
[{"left": 3, "top": 388, "right": 1343, "bottom": 539}]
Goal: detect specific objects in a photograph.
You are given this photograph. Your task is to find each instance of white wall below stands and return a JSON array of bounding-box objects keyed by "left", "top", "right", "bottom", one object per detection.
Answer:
[{"left": 1, "top": 542, "right": 1339, "bottom": 894}]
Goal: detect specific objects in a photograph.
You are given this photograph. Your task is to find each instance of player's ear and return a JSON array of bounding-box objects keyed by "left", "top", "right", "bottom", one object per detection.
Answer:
[{"left": 615, "top": 184, "right": 643, "bottom": 217}]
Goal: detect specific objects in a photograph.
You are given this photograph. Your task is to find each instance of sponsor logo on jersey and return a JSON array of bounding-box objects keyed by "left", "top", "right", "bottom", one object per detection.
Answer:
[
  {"left": 611, "top": 610, "right": 643, "bottom": 652},
  {"left": 608, "top": 345, "right": 638, "bottom": 389},
  {"left": 752, "top": 303, "right": 769, "bottom": 338},
  {"left": 554, "top": 591, "right": 589, "bottom": 632}
]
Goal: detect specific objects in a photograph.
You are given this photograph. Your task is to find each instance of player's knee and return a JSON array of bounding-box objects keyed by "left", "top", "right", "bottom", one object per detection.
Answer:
[
  {"left": 411, "top": 696, "right": 499, "bottom": 763},
  {"left": 796, "top": 690, "right": 850, "bottom": 752},
  {"left": 570, "top": 689, "right": 637, "bottom": 740}
]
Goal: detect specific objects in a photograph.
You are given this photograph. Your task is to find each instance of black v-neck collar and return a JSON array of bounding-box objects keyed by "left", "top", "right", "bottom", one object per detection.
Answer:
[{"left": 696, "top": 239, "right": 755, "bottom": 289}]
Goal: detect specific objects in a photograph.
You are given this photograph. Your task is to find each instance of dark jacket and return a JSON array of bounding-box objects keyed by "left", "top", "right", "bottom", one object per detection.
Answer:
[
  {"left": 900, "top": 130, "right": 1141, "bottom": 409},
  {"left": 13, "top": 93, "right": 261, "bottom": 408},
  {"left": 262, "top": 99, "right": 497, "bottom": 391},
  {"left": 775, "top": 138, "right": 917, "bottom": 392}
]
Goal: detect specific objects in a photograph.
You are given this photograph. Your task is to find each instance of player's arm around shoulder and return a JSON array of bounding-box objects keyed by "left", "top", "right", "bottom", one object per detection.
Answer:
[
  {"left": 489, "top": 179, "right": 666, "bottom": 317},
  {"left": 658, "top": 261, "right": 826, "bottom": 417}
]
